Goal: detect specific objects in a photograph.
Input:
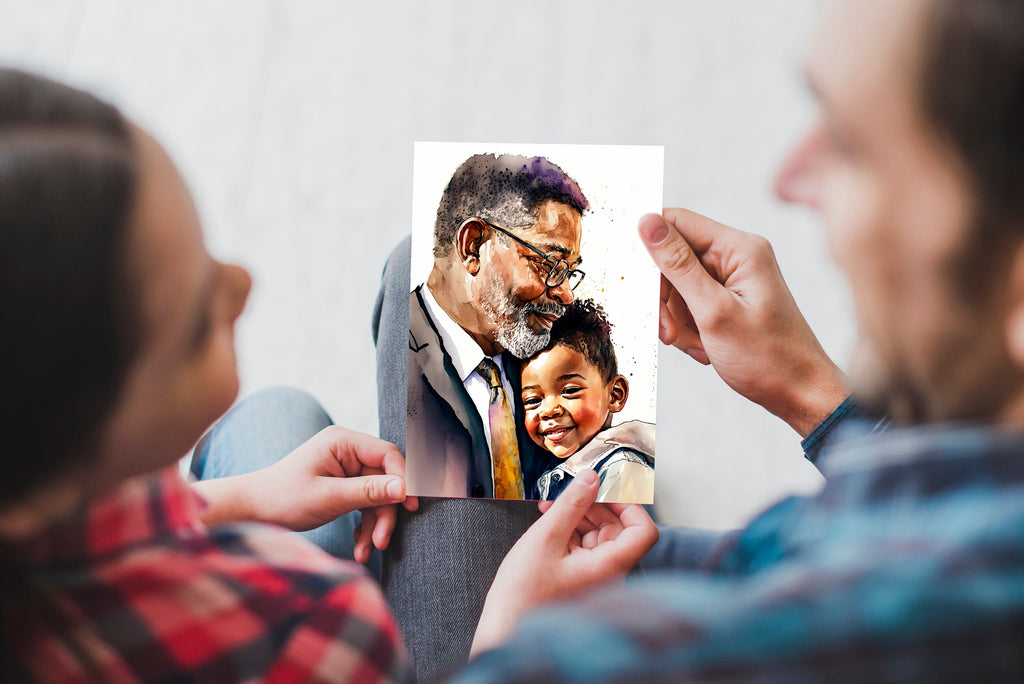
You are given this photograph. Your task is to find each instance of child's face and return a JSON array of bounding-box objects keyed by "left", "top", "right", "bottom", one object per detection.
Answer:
[{"left": 520, "top": 344, "right": 627, "bottom": 458}]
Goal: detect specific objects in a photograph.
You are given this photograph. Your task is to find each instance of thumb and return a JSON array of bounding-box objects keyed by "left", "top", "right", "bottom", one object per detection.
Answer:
[
  {"left": 639, "top": 213, "right": 726, "bottom": 322},
  {"left": 537, "top": 469, "right": 600, "bottom": 541},
  {"left": 325, "top": 474, "right": 406, "bottom": 510}
]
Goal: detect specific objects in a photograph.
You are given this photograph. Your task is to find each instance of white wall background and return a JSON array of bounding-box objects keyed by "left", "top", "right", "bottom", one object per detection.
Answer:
[{"left": 0, "top": 1, "right": 856, "bottom": 530}]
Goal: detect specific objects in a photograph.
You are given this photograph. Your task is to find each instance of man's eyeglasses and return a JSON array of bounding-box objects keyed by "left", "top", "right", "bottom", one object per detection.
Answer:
[{"left": 475, "top": 219, "right": 585, "bottom": 291}]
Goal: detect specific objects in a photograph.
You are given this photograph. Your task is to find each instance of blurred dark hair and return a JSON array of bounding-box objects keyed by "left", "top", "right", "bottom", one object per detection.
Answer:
[
  {"left": 433, "top": 153, "right": 589, "bottom": 258},
  {"left": 920, "top": 0, "right": 1024, "bottom": 292},
  {"left": 0, "top": 68, "right": 140, "bottom": 509},
  {"left": 532, "top": 298, "right": 618, "bottom": 382},
  {"left": 922, "top": 0, "right": 1024, "bottom": 227}
]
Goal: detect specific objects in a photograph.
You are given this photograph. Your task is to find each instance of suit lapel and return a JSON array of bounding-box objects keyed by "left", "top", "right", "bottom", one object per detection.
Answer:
[{"left": 409, "top": 286, "right": 491, "bottom": 492}]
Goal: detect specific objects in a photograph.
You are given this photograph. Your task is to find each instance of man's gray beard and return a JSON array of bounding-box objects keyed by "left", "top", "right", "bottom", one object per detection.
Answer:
[{"left": 480, "top": 270, "right": 565, "bottom": 359}]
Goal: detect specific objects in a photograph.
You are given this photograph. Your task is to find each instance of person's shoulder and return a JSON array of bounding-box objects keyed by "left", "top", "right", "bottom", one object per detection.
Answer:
[
  {"left": 572, "top": 420, "right": 654, "bottom": 470},
  {"left": 598, "top": 420, "right": 655, "bottom": 458}
]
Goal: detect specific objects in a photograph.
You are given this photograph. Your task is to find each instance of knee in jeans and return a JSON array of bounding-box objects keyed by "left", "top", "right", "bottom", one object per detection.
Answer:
[
  {"left": 190, "top": 386, "right": 332, "bottom": 479},
  {"left": 243, "top": 386, "right": 330, "bottom": 422}
]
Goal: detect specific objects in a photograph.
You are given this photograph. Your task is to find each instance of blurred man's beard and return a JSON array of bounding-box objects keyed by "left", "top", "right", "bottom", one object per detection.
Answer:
[
  {"left": 846, "top": 341, "right": 928, "bottom": 423},
  {"left": 480, "top": 269, "right": 565, "bottom": 358},
  {"left": 848, "top": 314, "right": 1022, "bottom": 426}
]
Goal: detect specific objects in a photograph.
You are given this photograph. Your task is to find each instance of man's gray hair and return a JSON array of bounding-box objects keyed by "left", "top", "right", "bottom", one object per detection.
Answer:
[{"left": 433, "top": 153, "right": 589, "bottom": 258}]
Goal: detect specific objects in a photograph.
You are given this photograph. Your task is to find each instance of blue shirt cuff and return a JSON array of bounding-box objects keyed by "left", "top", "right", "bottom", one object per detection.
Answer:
[{"left": 801, "top": 395, "right": 858, "bottom": 465}]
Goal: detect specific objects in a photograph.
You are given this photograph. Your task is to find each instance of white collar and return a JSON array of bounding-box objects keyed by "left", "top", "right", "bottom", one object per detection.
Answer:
[{"left": 420, "top": 283, "right": 502, "bottom": 383}]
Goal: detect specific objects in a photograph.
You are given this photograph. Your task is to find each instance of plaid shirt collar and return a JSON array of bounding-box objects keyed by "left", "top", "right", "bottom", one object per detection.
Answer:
[{"left": 6, "top": 467, "right": 204, "bottom": 567}]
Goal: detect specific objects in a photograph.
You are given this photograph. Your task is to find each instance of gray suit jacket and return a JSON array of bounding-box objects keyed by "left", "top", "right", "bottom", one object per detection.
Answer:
[
  {"left": 372, "top": 238, "right": 544, "bottom": 682},
  {"left": 407, "top": 284, "right": 550, "bottom": 498}
]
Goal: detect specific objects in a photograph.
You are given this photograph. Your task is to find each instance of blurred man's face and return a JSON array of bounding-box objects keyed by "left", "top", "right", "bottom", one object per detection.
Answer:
[{"left": 775, "top": 0, "right": 1022, "bottom": 423}]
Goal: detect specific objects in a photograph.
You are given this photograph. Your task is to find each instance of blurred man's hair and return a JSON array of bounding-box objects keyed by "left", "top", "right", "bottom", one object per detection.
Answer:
[
  {"left": 922, "top": 1, "right": 1024, "bottom": 292},
  {"left": 433, "top": 153, "right": 588, "bottom": 258}
]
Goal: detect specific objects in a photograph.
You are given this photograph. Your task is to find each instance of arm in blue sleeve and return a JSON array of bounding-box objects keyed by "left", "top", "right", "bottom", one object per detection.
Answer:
[{"left": 800, "top": 395, "right": 889, "bottom": 465}]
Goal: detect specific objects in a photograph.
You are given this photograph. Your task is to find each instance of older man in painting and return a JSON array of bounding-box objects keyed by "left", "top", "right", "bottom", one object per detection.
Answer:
[
  {"left": 407, "top": 154, "right": 588, "bottom": 500},
  {"left": 372, "top": 153, "right": 589, "bottom": 679}
]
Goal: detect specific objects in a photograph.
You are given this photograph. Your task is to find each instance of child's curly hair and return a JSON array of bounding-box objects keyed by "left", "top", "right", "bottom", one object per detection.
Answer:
[{"left": 533, "top": 298, "right": 618, "bottom": 381}]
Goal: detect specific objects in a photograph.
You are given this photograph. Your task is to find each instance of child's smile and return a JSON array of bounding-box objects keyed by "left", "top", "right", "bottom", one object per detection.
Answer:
[
  {"left": 539, "top": 424, "right": 575, "bottom": 443},
  {"left": 520, "top": 344, "right": 618, "bottom": 458}
]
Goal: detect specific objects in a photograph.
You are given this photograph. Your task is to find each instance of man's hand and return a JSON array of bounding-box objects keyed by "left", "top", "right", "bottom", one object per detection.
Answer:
[
  {"left": 639, "top": 208, "right": 848, "bottom": 437},
  {"left": 470, "top": 470, "right": 658, "bottom": 656},
  {"left": 192, "top": 426, "right": 418, "bottom": 564}
]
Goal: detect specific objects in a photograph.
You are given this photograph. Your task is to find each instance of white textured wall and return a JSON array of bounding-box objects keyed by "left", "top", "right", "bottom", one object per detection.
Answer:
[{"left": 0, "top": 1, "right": 855, "bottom": 529}]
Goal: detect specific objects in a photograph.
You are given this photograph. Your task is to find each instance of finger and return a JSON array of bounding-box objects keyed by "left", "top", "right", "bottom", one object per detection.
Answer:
[
  {"left": 661, "top": 207, "right": 743, "bottom": 256},
  {"left": 659, "top": 276, "right": 679, "bottom": 344},
  {"left": 321, "top": 427, "right": 408, "bottom": 478},
  {"left": 538, "top": 469, "right": 600, "bottom": 542},
  {"left": 574, "top": 514, "right": 600, "bottom": 537},
  {"left": 639, "top": 213, "right": 728, "bottom": 324},
  {"left": 665, "top": 295, "right": 711, "bottom": 363},
  {"left": 538, "top": 500, "right": 555, "bottom": 514},
  {"left": 614, "top": 503, "right": 659, "bottom": 531},
  {"left": 354, "top": 510, "right": 376, "bottom": 564},
  {"left": 371, "top": 504, "right": 397, "bottom": 550},
  {"left": 324, "top": 474, "right": 407, "bottom": 512},
  {"left": 686, "top": 348, "right": 711, "bottom": 365},
  {"left": 403, "top": 494, "right": 420, "bottom": 512},
  {"left": 660, "top": 272, "right": 672, "bottom": 305},
  {"left": 589, "top": 505, "right": 659, "bottom": 572},
  {"left": 580, "top": 526, "right": 601, "bottom": 550},
  {"left": 581, "top": 502, "right": 622, "bottom": 530},
  {"left": 665, "top": 287, "right": 703, "bottom": 349}
]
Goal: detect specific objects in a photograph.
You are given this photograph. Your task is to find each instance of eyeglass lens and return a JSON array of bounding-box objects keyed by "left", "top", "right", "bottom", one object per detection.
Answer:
[{"left": 544, "top": 261, "right": 584, "bottom": 290}]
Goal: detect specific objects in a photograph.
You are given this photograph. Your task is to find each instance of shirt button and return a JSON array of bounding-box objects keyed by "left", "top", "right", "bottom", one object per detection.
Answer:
[
  {"left": 551, "top": 472, "right": 562, "bottom": 482},
  {"left": 471, "top": 484, "right": 485, "bottom": 498}
]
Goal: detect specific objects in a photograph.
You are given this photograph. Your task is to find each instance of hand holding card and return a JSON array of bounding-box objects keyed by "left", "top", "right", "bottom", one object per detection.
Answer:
[
  {"left": 470, "top": 470, "right": 659, "bottom": 656},
  {"left": 639, "top": 208, "right": 848, "bottom": 437}
]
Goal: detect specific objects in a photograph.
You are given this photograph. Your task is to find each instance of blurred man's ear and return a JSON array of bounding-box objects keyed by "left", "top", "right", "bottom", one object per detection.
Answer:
[
  {"left": 456, "top": 218, "right": 487, "bottom": 275},
  {"left": 1004, "top": 244, "right": 1024, "bottom": 369},
  {"left": 608, "top": 375, "right": 629, "bottom": 413}
]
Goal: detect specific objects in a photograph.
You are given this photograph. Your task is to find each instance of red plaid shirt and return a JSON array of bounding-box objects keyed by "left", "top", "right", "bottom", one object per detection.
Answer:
[{"left": 3, "top": 468, "right": 409, "bottom": 683}]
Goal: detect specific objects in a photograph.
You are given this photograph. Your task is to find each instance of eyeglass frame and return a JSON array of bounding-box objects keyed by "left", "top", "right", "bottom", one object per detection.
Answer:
[{"left": 469, "top": 218, "right": 586, "bottom": 291}]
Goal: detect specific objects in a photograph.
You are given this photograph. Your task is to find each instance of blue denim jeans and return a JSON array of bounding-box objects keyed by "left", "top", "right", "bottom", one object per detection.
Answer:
[{"left": 188, "top": 386, "right": 380, "bottom": 577}]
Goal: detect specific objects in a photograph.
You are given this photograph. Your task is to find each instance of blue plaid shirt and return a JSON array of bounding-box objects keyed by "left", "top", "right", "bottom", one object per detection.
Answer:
[{"left": 454, "top": 399, "right": 1024, "bottom": 682}]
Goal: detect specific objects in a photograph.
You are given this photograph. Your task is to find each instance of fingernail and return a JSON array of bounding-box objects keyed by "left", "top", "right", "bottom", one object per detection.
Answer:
[
  {"left": 578, "top": 469, "right": 598, "bottom": 486},
  {"left": 640, "top": 215, "right": 668, "bottom": 244},
  {"left": 386, "top": 477, "right": 404, "bottom": 499}
]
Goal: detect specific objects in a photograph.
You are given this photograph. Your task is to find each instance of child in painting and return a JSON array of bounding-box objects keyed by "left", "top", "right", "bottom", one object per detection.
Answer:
[{"left": 521, "top": 299, "right": 655, "bottom": 504}]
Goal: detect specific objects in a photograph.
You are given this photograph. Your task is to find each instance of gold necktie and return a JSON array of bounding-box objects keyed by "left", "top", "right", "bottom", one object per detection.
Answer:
[{"left": 476, "top": 358, "right": 525, "bottom": 499}]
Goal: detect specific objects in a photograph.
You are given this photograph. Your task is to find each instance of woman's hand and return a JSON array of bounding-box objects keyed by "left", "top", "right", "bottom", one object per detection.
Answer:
[
  {"left": 639, "top": 208, "right": 848, "bottom": 436},
  {"left": 471, "top": 470, "right": 658, "bottom": 656},
  {"left": 193, "top": 426, "right": 417, "bottom": 564}
]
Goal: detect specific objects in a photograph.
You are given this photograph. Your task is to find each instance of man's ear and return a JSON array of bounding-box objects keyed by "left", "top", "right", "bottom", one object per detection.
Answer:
[
  {"left": 1006, "top": 244, "right": 1024, "bottom": 369},
  {"left": 607, "top": 375, "right": 629, "bottom": 413},
  {"left": 457, "top": 219, "right": 488, "bottom": 275}
]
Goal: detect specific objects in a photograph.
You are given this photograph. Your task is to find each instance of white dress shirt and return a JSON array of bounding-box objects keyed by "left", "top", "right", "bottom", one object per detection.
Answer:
[{"left": 420, "top": 285, "right": 516, "bottom": 491}]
